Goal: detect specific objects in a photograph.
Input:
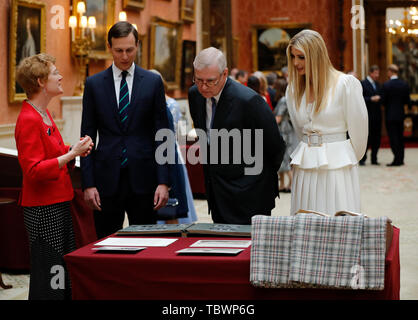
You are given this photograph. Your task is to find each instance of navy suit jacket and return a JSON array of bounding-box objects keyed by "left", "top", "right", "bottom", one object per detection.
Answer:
[
  {"left": 361, "top": 78, "right": 382, "bottom": 121},
  {"left": 80, "top": 65, "right": 169, "bottom": 196},
  {"left": 382, "top": 78, "right": 410, "bottom": 122},
  {"left": 188, "top": 78, "right": 285, "bottom": 224}
]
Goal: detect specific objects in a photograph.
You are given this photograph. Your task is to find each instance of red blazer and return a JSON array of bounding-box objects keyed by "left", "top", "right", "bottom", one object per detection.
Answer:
[{"left": 15, "top": 101, "right": 74, "bottom": 206}]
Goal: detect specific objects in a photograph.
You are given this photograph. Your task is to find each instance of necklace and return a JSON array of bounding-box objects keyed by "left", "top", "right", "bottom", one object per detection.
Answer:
[{"left": 27, "top": 100, "right": 48, "bottom": 119}]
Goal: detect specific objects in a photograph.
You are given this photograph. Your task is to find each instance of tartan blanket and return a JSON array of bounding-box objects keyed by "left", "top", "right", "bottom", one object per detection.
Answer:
[
  {"left": 358, "top": 217, "right": 387, "bottom": 290},
  {"left": 250, "top": 214, "right": 387, "bottom": 290},
  {"left": 250, "top": 215, "right": 294, "bottom": 288}
]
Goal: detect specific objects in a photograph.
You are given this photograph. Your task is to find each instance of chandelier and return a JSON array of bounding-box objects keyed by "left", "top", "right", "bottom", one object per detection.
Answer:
[{"left": 387, "top": 7, "right": 418, "bottom": 36}]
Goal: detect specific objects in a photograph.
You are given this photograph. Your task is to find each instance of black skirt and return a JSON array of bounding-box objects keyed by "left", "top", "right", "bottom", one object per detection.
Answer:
[{"left": 23, "top": 201, "right": 76, "bottom": 300}]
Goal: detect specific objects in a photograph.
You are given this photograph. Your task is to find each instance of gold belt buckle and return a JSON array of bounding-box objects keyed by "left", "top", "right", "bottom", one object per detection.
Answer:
[{"left": 307, "top": 132, "right": 322, "bottom": 147}]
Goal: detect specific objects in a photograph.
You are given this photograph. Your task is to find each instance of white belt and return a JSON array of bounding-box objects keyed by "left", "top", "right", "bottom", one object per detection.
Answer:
[{"left": 302, "top": 132, "right": 347, "bottom": 147}]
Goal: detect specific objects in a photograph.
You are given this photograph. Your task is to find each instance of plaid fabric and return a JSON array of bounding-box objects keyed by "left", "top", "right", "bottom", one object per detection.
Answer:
[
  {"left": 357, "top": 217, "right": 387, "bottom": 290},
  {"left": 250, "top": 215, "right": 295, "bottom": 288},
  {"left": 250, "top": 214, "right": 388, "bottom": 290},
  {"left": 289, "top": 215, "right": 364, "bottom": 288}
]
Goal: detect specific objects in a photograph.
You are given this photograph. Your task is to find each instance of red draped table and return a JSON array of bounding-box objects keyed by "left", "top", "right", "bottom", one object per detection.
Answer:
[{"left": 64, "top": 227, "right": 400, "bottom": 300}]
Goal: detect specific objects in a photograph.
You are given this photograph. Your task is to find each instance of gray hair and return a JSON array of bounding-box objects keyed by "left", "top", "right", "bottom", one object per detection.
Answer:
[
  {"left": 388, "top": 64, "right": 399, "bottom": 74},
  {"left": 281, "top": 66, "right": 288, "bottom": 74},
  {"left": 193, "top": 47, "right": 227, "bottom": 73},
  {"left": 266, "top": 72, "right": 277, "bottom": 85}
]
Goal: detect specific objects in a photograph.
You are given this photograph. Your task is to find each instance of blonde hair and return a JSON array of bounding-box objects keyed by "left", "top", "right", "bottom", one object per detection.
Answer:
[
  {"left": 286, "top": 29, "right": 340, "bottom": 113},
  {"left": 387, "top": 64, "right": 399, "bottom": 74},
  {"left": 16, "top": 53, "right": 56, "bottom": 98}
]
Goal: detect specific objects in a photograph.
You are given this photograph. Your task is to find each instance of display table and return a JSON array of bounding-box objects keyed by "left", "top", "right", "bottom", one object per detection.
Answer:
[{"left": 65, "top": 227, "right": 399, "bottom": 300}]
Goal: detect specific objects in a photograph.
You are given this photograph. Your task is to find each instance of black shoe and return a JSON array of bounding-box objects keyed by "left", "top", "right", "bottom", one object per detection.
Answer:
[
  {"left": 371, "top": 161, "right": 380, "bottom": 165},
  {"left": 359, "top": 161, "right": 365, "bottom": 166},
  {"left": 387, "top": 162, "right": 402, "bottom": 167}
]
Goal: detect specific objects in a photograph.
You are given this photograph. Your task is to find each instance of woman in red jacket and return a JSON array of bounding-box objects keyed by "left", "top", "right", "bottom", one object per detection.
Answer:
[{"left": 15, "top": 53, "right": 93, "bottom": 300}]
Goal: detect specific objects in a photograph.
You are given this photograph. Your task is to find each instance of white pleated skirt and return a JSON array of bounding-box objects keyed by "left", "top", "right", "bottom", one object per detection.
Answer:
[{"left": 290, "top": 165, "right": 361, "bottom": 216}]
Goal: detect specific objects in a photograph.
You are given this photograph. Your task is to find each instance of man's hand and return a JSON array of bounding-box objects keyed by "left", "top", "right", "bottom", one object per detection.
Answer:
[
  {"left": 153, "top": 184, "right": 169, "bottom": 210},
  {"left": 371, "top": 95, "right": 381, "bottom": 102},
  {"left": 84, "top": 187, "right": 101, "bottom": 211}
]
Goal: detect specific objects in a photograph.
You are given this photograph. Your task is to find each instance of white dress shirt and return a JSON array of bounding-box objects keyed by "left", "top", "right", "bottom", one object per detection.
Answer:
[
  {"left": 112, "top": 62, "right": 135, "bottom": 107},
  {"left": 366, "top": 76, "right": 377, "bottom": 91}
]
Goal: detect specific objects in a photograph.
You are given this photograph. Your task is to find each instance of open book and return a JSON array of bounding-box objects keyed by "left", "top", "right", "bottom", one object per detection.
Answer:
[
  {"left": 116, "top": 224, "right": 193, "bottom": 237},
  {"left": 185, "top": 223, "right": 251, "bottom": 237},
  {"left": 296, "top": 209, "right": 370, "bottom": 217},
  {"left": 116, "top": 223, "right": 251, "bottom": 238}
]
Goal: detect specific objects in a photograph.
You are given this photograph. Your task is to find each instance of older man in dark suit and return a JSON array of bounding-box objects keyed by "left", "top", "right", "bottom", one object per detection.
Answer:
[
  {"left": 81, "top": 22, "right": 169, "bottom": 238},
  {"left": 382, "top": 64, "right": 411, "bottom": 166},
  {"left": 188, "top": 47, "right": 285, "bottom": 225},
  {"left": 360, "top": 65, "right": 382, "bottom": 165}
]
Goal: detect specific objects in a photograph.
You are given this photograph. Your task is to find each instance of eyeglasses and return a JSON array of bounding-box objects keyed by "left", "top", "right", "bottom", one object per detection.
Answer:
[{"left": 193, "top": 73, "right": 223, "bottom": 87}]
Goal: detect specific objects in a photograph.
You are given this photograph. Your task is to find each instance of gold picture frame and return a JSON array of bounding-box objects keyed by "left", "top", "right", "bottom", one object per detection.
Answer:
[
  {"left": 150, "top": 17, "right": 183, "bottom": 90},
  {"left": 181, "top": 40, "right": 196, "bottom": 90},
  {"left": 180, "top": 0, "right": 195, "bottom": 23},
  {"left": 72, "top": 0, "right": 115, "bottom": 60},
  {"left": 251, "top": 23, "right": 310, "bottom": 72},
  {"left": 8, "top": 0, "right": 46, "bottom": 103},
  {"left": 123, "top": 0, "right": 145, "bottom": 10},
  {"left": 135, "top": 33, "right": 148, "bottom": 69}
]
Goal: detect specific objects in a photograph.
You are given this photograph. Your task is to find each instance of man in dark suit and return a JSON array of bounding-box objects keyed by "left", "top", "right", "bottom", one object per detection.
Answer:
[
  {"left": 360, "top": 65, "right": 382, "bottom": 165},
  {"left": 81, "top": 22, "right": 169, "bottom": 238},
  {"left": 382, "top": 64, "right": 411, "bottom": 166},
  {"left": 188, "top": 47, "right": 285, "bottom": 225}
]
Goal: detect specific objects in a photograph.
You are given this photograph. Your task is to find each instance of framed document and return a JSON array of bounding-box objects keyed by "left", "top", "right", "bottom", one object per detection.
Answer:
[
  {"left": 176, "top": 248, "right": 244, "bottom": 256},
  {"left": 190, "top": 240, "right": 252, "bottom": 248}
]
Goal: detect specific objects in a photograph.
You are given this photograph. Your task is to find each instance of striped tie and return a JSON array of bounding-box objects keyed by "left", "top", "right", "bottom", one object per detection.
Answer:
[{"left": 119, "top": 70, "right": 129, "bottom": 168}]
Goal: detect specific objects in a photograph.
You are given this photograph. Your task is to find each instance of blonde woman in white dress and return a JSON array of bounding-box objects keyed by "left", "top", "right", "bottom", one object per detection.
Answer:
[{"left": 285, "top": 30, "right": 368, "bottom": 215}]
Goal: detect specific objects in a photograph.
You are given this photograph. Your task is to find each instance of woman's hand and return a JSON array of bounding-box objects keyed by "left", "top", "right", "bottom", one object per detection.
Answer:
[
  {"left": 71, "top": 136, "right": 93, "bottom": 157},
  {"left": 58, "top": 136, "right": 93, "bottom": 168}
]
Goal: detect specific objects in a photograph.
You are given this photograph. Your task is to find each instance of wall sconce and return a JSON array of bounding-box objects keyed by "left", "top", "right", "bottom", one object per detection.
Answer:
[
  {"left": 119, "top": 12, "right": 137, "bottom": 31},
  {"left": 119, "top": 11, "right": 127, "bottom": 21},
  {"left": 69, "top": 1, "right": 96, "bottom": 96}
]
